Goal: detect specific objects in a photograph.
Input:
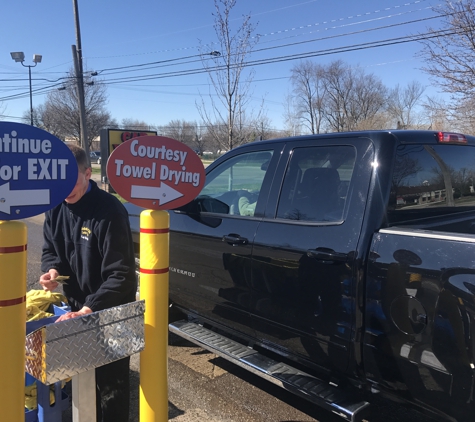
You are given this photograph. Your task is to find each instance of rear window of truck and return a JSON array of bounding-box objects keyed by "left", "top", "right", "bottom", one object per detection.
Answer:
[{"left": 388, "top": 144, "right": 475, "bottom": 221}]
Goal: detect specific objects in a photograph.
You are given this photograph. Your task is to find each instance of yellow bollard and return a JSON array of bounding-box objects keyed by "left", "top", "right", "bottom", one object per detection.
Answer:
[
  {"left": 0, "top": 220, "right": 27, "bottom": 422},
  {"left": 139, "top": 210, "right": 169, "bottom": 422}
]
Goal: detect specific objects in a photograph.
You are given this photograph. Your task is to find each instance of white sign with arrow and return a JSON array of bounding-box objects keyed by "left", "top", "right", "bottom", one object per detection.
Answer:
[
  {"left": 0, "top": 182, "right": 50, "bottom": 214},
  {"left": 131, "top": 183, "right": 183, "bottom": 205}
]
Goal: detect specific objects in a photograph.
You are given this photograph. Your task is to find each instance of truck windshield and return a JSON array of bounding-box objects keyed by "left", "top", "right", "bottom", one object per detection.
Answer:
[{"left": 388, "top": 144, "right": 475, "bottom": 221}]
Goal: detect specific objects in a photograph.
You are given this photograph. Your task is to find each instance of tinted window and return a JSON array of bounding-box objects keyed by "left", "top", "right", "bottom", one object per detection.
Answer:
[
  {"left": 389, "top": 144, "right": 475, "bottom": 218},
  {"left": 276, "top": 146, "right": 356, "bottom": 222},
  {"left": 199, "top": 150, "right": 273, "bottom": 216}
]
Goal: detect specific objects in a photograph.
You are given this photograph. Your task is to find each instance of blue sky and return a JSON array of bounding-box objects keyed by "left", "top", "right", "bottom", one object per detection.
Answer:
[{"left": 0, "top": 0, "right": 445, "bottom": 131}]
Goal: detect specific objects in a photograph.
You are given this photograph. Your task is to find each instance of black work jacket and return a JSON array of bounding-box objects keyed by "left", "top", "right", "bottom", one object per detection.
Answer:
[{"left": 41, "top": 181, "right": 136, "bottom": 311}]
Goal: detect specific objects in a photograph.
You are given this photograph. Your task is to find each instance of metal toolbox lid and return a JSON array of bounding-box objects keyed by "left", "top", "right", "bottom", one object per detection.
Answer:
[{"left": 25, "top": 300, "right": 145, "bottom": 385}]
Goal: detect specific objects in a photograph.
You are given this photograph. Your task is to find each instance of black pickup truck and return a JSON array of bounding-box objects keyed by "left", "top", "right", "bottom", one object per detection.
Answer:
[{"left": 126, "top": 130, "right": 475, "bottom": 422}]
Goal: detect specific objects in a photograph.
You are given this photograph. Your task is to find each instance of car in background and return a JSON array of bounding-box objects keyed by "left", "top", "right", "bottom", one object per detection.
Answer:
[{"left": 90, "top": 151, "right": 101, "bottom": 164}]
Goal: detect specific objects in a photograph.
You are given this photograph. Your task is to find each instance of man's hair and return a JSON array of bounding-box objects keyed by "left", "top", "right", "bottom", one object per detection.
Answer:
[{"left": 68, "top": 144, "right": 90, "bottom": 172}]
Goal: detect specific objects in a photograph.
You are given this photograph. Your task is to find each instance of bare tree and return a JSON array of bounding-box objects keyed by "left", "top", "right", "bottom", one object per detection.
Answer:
[
  {"left": 282, "top": 93, "right": 303, "bottom": 136},
  {"left": 252, "top": 114, "right": 278, "bottom": 140},
  {"left": 422, "top": 95, "right": 475, "bottom": 134},
  {"left": 121, "top": 118, "right": 152, "bottom": 131},
  {"left": 31, "top": 104, "right": 64, "bottom": 139},
  {"left": 191, "top": 131, "right": 209, "bottom": 155},
  {"left": 420, "top": 0, "right": 475, "bottom": 98},
  {"left": 197, "top": 0, "right": 259, "bottom": 151},
  {"left": 451, "top": 97, "right": 475, "bottom": 135},
  {"left": 386, "top": 81, "right": 425, "bottom": 129},
  {"left": 21, "top": 106, "right": 44, "bottom": 128},
  {"left": 321, "top": 61, "right": 387, "bottom": 132},
  {"left": 422, "top": 96, "right": 450, "bottom": 131},
  {"left": 350, "top": 72, "right": 389, "bottom": 130},
  {"left": 290, "top": 60, "right": 326, "bottom": 134},
  {"left": 392, "top": 154, "right": 423, "bottom": 189},
  {"left": 161, "top": 120, "right": 213, "bottom": 154},
  {"left": 38, "top": 69, "right": 114, "bottom": 149},
  {"left": 163, "top": 120, "right": 197, "bottom": 144},
  {"left": 454, "top": 167, "right": 475, "bottom": 196}
]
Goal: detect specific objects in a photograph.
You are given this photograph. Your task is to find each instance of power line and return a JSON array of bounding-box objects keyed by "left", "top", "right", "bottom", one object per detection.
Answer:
[
  {"left": 90, "top": 7, "right": 442, "bottom": 79},
  {"left": 0, "top": 1, "right": 442, "bottom": 97},
  {"left": 0, "top": 25, "right": 455, "bottom": 103},
  {"left": 85, "top": 0, "right": 432, "bottom": 60},
  {"left": 0, "top": 3, "right": 457, "bottom": 104},
  {"left": 92, "top": 28, "right": 455, "bottom": 86}
]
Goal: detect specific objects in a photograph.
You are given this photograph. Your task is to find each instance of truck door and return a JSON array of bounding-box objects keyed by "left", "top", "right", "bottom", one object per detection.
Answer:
[
  {"left": 169, "top": 146, "right": 280, "bottom": 337},
  {"left": 250, "top": 138, "right": 373, "bottom": 374}
]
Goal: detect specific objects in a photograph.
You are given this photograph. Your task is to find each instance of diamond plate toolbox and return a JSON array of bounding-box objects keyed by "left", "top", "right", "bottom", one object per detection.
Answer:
[{"left": 25, "top": 300, "right": 145, "bottom": 385}]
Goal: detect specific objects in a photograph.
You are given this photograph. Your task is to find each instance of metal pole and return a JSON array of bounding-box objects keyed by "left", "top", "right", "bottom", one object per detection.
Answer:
[
  {"left": 71, "top": 0, "right": 90, "bottom": 162},
  {"left": 72, "top": 371, "right": 97, "bottom": 422},
  {"left": 71, "top": 45, "right": 90, "bottom": 160},
  {"left": 28, "top": 66, "right": 33, "bottom": 126},
  {"left": 72, "top": 0, "right": 84, "bottom": 73}
]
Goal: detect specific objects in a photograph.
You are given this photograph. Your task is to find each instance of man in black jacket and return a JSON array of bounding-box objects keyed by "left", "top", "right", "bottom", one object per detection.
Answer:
[{"left": 40, "top": 144, "right": 137, "bottom": 422}]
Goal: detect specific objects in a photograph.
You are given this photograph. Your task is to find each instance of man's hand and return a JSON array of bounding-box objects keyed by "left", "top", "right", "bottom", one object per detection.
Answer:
[
  {"left": 55, "top": 306, "right": 93, "bottom": 322},
  {"left": 39, "top": 269, "right": 60, "bottom": 291}
]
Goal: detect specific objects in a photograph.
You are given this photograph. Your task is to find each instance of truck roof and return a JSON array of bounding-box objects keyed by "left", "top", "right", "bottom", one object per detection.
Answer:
[{"left": 236, "top": 130, "right": 475, "bottom": 149}]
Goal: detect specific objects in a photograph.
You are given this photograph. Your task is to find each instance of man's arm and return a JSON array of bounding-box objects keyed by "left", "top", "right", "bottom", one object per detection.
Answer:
[
  {"left": 238, "top": 196, "right": 256, "bottom": 216},
  {"left": 55, "top": 305, "right": 92, "bottom": 322},
  {"left": 40, "top": 210, "right": 65, "bottom": 291}
]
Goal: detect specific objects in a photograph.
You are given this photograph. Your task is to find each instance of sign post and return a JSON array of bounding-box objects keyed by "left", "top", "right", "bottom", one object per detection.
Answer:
[
  {"left": 99, "top": 128, "right": 157, "bottom": 192},
  {"left": 0, "top": 122, "right": 77, "bottom": 421},
  {"left": 107, "top": 136, "right": 205, "bottom": 422}
]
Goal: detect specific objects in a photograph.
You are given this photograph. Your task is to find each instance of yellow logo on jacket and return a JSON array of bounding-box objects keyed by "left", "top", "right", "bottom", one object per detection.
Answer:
[{"left": 81, "top": 227, "right": 91, "bottom": 241}]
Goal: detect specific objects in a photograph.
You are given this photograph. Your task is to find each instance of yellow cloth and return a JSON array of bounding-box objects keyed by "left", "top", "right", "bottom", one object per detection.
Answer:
[
  {"left": 25, "top": 290, "right": 69, "bottom": 410},
  {"left": 26, "top": 290, "right": 67, "bottom": 322},
  {"left": 24, "top": 383, "right": 37, "bottom": 411},
  {"left": 25, "top": 381, "right": 67, "bottom": 410}
]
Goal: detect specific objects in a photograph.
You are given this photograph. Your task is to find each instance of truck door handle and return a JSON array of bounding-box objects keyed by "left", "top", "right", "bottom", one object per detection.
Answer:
[
  {"left": 223, "top": 234, "right": 249, "bottom": 246},
  {"left": 307, "top": 248, "right": 348, "bottom": 263}
]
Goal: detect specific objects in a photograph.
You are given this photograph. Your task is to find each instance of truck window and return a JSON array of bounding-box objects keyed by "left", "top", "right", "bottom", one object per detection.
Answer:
[
  {"left": 200, "top": 150, "right": 273, "bottom": 216},
  {"left": 276, "top": 146, "right": 356, "bottom": 222},
  {"left": 388, "top": 144, "right": 475, "bottom": 222}
]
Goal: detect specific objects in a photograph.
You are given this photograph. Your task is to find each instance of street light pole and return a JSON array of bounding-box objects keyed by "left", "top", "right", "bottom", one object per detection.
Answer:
[
  {"left": 10, "top": 52, "right": 42, "bottom": 126},
  {"left": 27, "top": 65, "right": 33, "bottom": 126}
]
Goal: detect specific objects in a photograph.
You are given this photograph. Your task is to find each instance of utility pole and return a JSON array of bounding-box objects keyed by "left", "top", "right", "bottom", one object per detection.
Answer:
[
  {"left": 71, "top": 45, "right": 89, "bottom": 159},
  {"left": 72, "top": 0, "right": 90, "bottom": 162}
]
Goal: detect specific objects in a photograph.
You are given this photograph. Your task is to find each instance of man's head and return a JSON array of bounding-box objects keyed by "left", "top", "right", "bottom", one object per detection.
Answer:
[{"left": 65, "top": 144, "right": 92, "bottom": 204}]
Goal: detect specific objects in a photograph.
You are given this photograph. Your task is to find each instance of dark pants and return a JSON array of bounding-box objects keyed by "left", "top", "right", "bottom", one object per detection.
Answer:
[{"left": 95, "top": 357, "right": 130, "bottom": 422}]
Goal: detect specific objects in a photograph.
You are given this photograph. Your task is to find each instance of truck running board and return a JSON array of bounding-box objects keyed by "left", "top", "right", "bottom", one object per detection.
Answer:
[{"left": 169, "top": 320, "right": 370, "bottom": 422}]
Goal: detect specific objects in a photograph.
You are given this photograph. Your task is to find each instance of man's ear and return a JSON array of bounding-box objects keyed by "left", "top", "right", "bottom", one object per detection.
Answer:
[{"left": 85, "top": 167, "right": 92, "bottom": 180}]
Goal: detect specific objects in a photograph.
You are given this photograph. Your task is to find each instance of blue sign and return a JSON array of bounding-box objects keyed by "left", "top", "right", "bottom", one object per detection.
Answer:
[{"left": 0, "top": 122, "right": 78, "bottom": 220}]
